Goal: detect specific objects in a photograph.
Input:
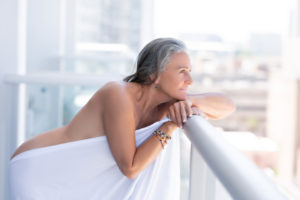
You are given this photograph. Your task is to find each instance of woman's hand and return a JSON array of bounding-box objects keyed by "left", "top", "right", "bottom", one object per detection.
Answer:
[{"left": 167, "top": 100, "right": 208, "bottom": 128}]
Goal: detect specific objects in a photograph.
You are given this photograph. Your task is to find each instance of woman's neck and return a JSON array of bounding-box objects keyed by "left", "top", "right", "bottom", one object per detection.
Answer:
[{"left": 128, "top": 82, "right": 171, "bottom": 115}]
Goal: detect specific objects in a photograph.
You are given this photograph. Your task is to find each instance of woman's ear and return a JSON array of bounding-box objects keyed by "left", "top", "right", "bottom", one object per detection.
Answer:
[
  {"left": 150, "top": 73, "right": 160, "bottom": 83},
  {"left": 154, "top": 75, "right": 161, "bottom": 85}
]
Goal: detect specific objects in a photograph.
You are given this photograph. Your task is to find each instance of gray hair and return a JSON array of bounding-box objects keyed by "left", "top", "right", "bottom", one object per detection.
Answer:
[{"left": 123, "top": 38, "right": 187, "bottom": 85}]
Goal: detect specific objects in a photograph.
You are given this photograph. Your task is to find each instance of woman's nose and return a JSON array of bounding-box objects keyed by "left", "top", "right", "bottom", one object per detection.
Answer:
[{"left": 186, "top": 72, "right": 193, "bottom": 85}]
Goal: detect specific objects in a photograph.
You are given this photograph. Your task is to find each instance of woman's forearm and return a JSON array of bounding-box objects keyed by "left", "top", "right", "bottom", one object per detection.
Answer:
[
  {"left": 125, "top": 122, "right": 177, "bottom": 179},
  {"left": 187, "top": 93, "right": 236, "bottom": 120}
]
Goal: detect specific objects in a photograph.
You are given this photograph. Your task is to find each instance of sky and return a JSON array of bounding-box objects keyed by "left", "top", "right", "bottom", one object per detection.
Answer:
[{"left": 154, "top": 0, "right": 295, "bottom": 43}]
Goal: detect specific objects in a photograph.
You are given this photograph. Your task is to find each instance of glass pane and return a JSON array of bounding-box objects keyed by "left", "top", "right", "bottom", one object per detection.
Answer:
[
  {"left": 61, "top": 0, "right": 141, "bottom": 75},
  {"left": 26, "top": 84, "right": 99, "bottom": 139}
]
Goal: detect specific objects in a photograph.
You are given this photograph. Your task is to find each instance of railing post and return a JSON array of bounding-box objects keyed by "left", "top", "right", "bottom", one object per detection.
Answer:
[{"left": 189, "top": 146, "right": 217, "bottom": 200}]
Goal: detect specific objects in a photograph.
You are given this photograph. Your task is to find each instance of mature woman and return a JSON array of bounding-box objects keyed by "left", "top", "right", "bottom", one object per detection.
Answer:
[{"left": 9, "top": 38, "right": 235, "bottom": 200}]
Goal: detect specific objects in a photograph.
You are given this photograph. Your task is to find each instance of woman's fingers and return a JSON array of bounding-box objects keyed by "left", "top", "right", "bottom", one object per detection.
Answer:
[
  {"left": 168, "top": 106, "right": 176, "bottom": 124},
  {"left": 174, "top": 103, "right": 183, "bottom": 128},
  {"left": 180, "top": 101, "right": 187, "bottom": 123},
  {"left": 168, "top": 105, "right": 181, "bottom": 128},
  {"left": 168, "top": 103, "right": 184, "bottom": 128},
  {"left": 168, "top": 101, "right": 208, "bottom": 128},
  {"left": 184, "top": 100, "right": 193, "bottom": 118}
]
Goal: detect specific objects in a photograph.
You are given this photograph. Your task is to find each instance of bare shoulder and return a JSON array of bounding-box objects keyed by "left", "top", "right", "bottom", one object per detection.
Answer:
[
  {"left": 100, "top": 81, "right": 133, "bottom": 106},
  {"left": 99, "top": 81, "right": 127, "bottom": 94},
  {"left": 85, "top": 81, "right": 131, "bottom": 111},
  {"left": 100, "top": 80, "right": 136, "bottom": 123},
  {"left": 98, "top": 81, "right": 136, "bottom": 128}
]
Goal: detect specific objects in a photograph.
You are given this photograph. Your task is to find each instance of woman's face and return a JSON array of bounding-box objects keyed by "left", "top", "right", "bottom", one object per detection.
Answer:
[{"left": 156, "top": 51, "right": 193, "bottom": 100}]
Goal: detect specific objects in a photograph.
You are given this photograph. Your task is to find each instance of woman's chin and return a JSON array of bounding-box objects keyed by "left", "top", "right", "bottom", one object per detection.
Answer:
[
  {"left": 174, "top": 94, "right": 187, "bottom": 101},
  {"left": 167, "top": 91, "right": 187, "bottom": 101}
]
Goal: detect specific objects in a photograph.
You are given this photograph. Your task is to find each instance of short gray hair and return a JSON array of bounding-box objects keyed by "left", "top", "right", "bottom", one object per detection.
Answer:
[{"left": 123, "top": 38, "right": 187, "bottom": 85}]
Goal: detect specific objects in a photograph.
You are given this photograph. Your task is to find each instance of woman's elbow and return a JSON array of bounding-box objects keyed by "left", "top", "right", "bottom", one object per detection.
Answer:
[
  {"left": 227, "top": 99, "right": 236, "bottom": 114},
  {"left": 211, "top": 99, "right": 236, "bottom": 120},
  {"left": 120, "top": 166, "right": 139, "bottom": 179},
  {"left": 126, "top": 173, "right": 138, "bottom": 180},
  {"left": 220, "top": 99, "right": 236, "bottom": 119}
]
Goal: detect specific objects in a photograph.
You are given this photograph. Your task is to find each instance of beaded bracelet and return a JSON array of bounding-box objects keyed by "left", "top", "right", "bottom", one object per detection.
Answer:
[
  {"left": 153, "top": 136, "right": 165, "bottom": 149},
  {"left": 154, "top": 130, "right": 171, "bottom": 140},
  {"left": 153, "top": 129, "right": 171, "bottom": 149}
]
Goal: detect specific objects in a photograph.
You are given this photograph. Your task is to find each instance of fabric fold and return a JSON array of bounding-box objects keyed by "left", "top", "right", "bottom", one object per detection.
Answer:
[{"left": 8, "top": 117, "right": 180, "bottom": 200}]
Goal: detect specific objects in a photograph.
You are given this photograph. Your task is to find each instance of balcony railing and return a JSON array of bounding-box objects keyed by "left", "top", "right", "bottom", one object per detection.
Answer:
[{"left": 184, "top": 116, "right": 290, "bottom": 200}]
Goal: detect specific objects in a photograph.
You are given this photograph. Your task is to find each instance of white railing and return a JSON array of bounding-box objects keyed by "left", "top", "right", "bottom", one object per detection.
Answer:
[
  {"left": 184, "top": 116, "right": 290, "bottom": 200},
  {"left": 3, "top": 72, "right": 122, "bottom": 86}
]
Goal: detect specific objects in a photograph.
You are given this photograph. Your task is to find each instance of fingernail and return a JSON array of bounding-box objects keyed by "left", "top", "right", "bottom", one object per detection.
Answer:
[{"left": 183, "top": 118, "right": 186, "bottom": 123}]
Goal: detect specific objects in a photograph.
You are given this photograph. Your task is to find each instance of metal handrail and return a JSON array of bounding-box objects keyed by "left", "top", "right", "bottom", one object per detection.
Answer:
[
  {"left": 3, "top": 73, "right": 123, "bottom": 86},
  {"left": 184, "top": 116, "right": 289, "bottom": 200}
]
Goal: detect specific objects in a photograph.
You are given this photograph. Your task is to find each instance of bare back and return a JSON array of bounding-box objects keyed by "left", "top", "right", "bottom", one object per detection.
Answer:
[{"left": 10, "top": 81, "right": 168, "bottom": 160}]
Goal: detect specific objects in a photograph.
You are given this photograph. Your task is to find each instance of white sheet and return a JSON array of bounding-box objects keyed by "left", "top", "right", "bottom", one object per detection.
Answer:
[{"left": 8, "top": 117, "right": 180, "bottom": 200}]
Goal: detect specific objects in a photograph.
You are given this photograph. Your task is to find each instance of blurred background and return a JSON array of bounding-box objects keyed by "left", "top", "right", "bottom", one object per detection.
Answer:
[{"left": 1, "top": 0, "right": 300, "bottom": 199}]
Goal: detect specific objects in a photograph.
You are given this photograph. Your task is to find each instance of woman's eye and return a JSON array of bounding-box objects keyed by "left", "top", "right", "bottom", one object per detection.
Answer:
[{"left": 179, "top": 68, "right": 192, "bottom": 73}]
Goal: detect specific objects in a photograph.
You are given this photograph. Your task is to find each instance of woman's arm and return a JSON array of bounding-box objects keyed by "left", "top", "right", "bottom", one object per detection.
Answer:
[
  {"left": 187, "top": 92, "right": 236, "bottom": 120},
  {"left": 102, "top": 82, "right": 177, "bottom": 179}
]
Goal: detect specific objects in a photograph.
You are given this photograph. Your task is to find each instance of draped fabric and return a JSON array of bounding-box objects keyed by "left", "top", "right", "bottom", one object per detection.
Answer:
[{"left": 8, "top": 118, "right": 180, "bottom": 200}]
